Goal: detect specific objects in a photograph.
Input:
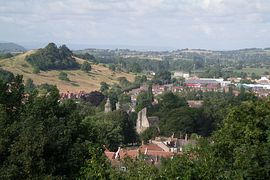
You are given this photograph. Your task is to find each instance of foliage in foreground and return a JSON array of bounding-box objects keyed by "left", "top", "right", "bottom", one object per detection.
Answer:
[
  {"left": 1, "top": 72, "right": 270, "bottom": 179},
  {"left": 79, "top": 99, "right": 270, "bottom": 179}
]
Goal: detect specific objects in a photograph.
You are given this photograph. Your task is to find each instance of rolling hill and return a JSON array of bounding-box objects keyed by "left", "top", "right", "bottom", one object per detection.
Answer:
[
  {"left": 0, "top": 42, "right": 26, "bottom": 53},
  {"left": 0, "top": 51, "right": 135, "bottom": 93}
]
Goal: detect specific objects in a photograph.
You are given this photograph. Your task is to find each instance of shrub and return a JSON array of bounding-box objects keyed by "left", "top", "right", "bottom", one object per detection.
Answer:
[{"left": 58, "top": 72, "right": 70, "bottom": 81}]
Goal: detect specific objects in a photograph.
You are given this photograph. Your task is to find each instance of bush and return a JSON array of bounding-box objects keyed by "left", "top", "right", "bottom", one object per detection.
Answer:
[
  {"left": 58, "top": 72, "right": 70, "bottom": 81},
  {"left": 140, "top": 127, "right": 159, "bottom": 143},
  {"left": 32, "top": 66, "right": 40, "bottom": 74},
  {"left": 81, "top": 61, "right": 91, "bottom": 72}
]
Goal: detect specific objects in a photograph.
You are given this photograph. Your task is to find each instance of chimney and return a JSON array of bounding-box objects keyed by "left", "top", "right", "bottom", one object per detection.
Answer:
[
  {"left": 115, "top": 147, "right": 121, "bottom": 160},
  {"left": 144, "top": 148, "right": 148, "bottom": 155},
  {"left": 136, "top": 149, "right": 140, "bottom": 158}
]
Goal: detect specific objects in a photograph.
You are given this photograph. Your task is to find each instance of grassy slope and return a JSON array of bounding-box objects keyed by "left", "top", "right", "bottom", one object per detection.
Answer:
[
  {"left": 235, "top": 67, "right": 268, "bottom": 76},
  {"left": 0, "top": 51, "right": 135, "bottom": 93}
]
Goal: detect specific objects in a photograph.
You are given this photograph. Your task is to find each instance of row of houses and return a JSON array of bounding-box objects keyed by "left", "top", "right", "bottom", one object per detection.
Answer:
[
  {"left": 129, "top": 76, "right": 270, "bottom": 101},
  {"left": 129, "top": 78, "right": 232, "bottom": 103},
  {"left": 104, "top": 135, "right": 195, "bottom": 166},
  {"left": 60, "top": 91, "right": 86, "bottom": 99},
  {"left": 104, "top": 143, "right": 174, "bottom": 166}
]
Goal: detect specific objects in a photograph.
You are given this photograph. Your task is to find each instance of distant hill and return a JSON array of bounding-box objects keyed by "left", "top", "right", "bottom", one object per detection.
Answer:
[
  {"left": 0, "top": 51, "right": 135, "bottom": 93},
  {"left": 0, "top": 42, "right": 26, "bottom": 53}
]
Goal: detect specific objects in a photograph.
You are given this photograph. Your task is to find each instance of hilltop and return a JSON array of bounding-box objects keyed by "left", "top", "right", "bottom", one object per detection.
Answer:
[
  {"left": 0, "top": 51, "right": 134, "bottom": 93},
  {"left": 0, "top": 42, "right": 26, "bottom": 53}
]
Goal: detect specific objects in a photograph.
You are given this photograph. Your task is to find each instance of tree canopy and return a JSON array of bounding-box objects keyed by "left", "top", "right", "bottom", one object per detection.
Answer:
[
  {"left": 81, "top": 61, "right": 92, "bottom": 72},
  {"left": 26, "top": 43, "right": 79, "bottom": 71}
]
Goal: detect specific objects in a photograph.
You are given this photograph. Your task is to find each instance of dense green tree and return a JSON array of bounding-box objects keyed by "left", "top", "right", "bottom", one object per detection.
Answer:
[
  {"left": 32, "top": 66, "right": 40, "bottom": 74},
  {"left": 118, "top": 93, "right": 131, "bottom": 104},
  {"left": 59, "top": 44, "right": 73, "bottom": 59},
  {"left": 158, "top": 91, "right": 187, "bottom": 112},
  {"left": 109, "top": 64, "right": 116, "bottom": 71},
  {"left": 201, "top": 67, "right": 222, "bottom": 78},
  {"left": 24, "top": 78, "right": 36, "bottom": 93},
  {"left": 81, "top": 61, "right": 91, "bottom": 72},
  {"left": 81, "top": 91, "right": 105, "bottom": 107},
  {"left": 0, "top": 52, "right": 13, "bottom": 59},
  {"left": 26, "top": 43, "right": 79, "bottom": 71},
  {"left": 201, "top": 94, "right": 229, "bottom": 135},
  {"left": 75, "top": 53, "right": 96, "bottom": 62},
  {"left": 100, "top": 82, "right": 110, "bottom": 92},
  {"left": 0, "top": 75, "right": 24, "bottom": 178},
  {"left": 83, "top": 110, "right": 137, "bottom": 150},
  {"left": 134, "top": 75, "right": 147, "bottom": 85},
  {"left": 119, "top": 157, "right": 159, "bottom": 179},
  {"left": 37, "top": 83, "right": 58, "bottom": 95},
  {"left": 58, "top": 72, "right": 69, "bottom": 81},
  {"left": 128, "top": 62, "right": 142, "bottom": 73},
  {"left": 159, "top": 155, "right": 195, "bottom": 179},
  {"left": 161, "top": 100, "right": 270, "bottom": 179},
  {"left": 152, "top": 70, "right": 171, "bottom": 84},
  {"left": 159, "top": 107, "right": 199, "bottom": 136},
  {"left": 136, "top": 91, "right": 152, "bottom": 112},
  {"left": 0, "top": 68, "right": 14, "bottom": 82},
  {"left": 0, "top": 76, "right": 104, "bottom": 179},
  {"left": 118, "top": 77, "right": 130, "bottom": 88},
  {"left": 78, "top": 147, "right": 111, "bottom": 180},
  {"left": 140, "top": 127, "right": 159, "bottom": 142},
  {"left": 2, "top": 88, "right": 93, "bottom": 179},
  {"left": 212, "top": 100, "right": 270, "bottom": 179}
]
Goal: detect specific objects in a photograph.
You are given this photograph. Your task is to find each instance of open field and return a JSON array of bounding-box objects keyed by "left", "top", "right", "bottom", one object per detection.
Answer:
[
  {"left": 235, "top": 67, "right": 268, "bottom": 76},
  {"left": 0, "top": 51, "right": 135, "bottom": 93}
]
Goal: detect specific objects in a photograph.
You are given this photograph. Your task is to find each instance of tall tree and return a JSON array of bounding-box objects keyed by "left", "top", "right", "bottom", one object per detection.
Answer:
[
  {"left": 212, "top": 100, "right": 270, "bottom": 179},
  {"left": 136, "top": 91, "right": 152, "bottom": 112},
  {"left": 81, "top": 61, "right": 92, "bottom": 72}
]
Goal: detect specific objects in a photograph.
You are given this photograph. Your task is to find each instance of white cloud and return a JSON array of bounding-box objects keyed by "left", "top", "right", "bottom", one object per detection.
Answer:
[{"left": 0, "top": 0, "right": 270, "bottom": 49}]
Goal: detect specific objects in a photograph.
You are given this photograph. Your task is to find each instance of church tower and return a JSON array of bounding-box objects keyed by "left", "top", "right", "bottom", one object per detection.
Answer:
[
  {"left": 116, "top": 101, "right": 122, "bottom": 110},
  {"left": 104, "top": 98, "right": 112, "bottom": 113}
]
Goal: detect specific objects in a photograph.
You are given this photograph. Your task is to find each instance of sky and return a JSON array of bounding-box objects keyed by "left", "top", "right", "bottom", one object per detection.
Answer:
[{"left": 1, "top": 0, "right": 270, "bottom": 50}]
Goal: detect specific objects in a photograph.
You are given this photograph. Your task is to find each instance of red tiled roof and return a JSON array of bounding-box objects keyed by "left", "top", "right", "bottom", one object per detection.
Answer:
[
  {"left": 105, "top": 151, "right": 115, "bottom": 161},
  {"left": 147, "top": 150, "right": 174, "bottom": 158},
  {"left": 104, "top": 143, "right": 177, "bottom": 162},
  {"left": 139, "top": 143, "right": 164, "bottom": 152},
  {"left": 119, "top": 149, "right": 138, "bottom": 159}
]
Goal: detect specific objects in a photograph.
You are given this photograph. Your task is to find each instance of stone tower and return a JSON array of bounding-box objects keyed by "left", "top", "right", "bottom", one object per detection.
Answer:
[
  {"left": 136, "top": 108, "right": 150, "bottom": 134},
  {"left": 136, "top": 107, "right": 159, "bottom": 134},
  {"left": 104, "top": 98, "right": 112, "bottom": 113},
  {"left": 116, "top": 102, "right": 121, "bottom": 110}
]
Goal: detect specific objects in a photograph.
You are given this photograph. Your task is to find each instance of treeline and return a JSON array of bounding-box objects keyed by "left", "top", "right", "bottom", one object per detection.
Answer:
[
  {"left": 89, "top": 55, "right": 170, "bottom": 73},
  {"left": 0, "top": 52, "right": 14, "bottom": 59},
  {"left": 75, "top": 53, "right": 97, "bottom": 63},
  {"left": 76, "top": 48, "right": 270, "bottom": 80},
  {"left": 0, "top": 68, "right": 14, "bottom": 82},
  {"left": 0, "top": 73, "right": 137, "bottom": 179},
  {"left": 25, "top": 43, "right": 80, "bottom": 71}
]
